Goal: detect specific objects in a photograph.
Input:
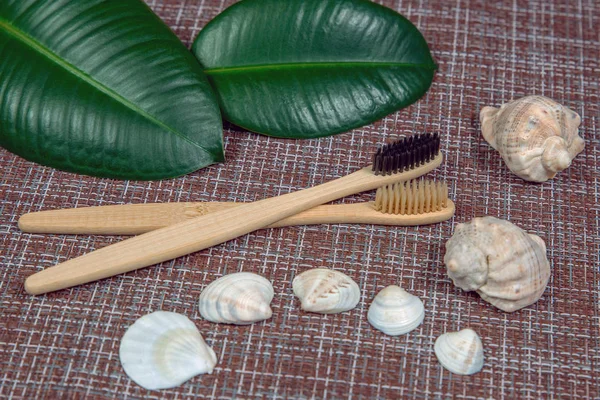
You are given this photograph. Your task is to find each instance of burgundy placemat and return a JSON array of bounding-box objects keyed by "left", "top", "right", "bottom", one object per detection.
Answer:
[{"left": 1, "top": 0, "right": 598, "bottom": 398}]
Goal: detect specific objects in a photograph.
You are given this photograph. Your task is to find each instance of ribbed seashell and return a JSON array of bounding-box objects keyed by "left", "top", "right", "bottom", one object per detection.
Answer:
[
  {"left": 444, "top": 216, "right": 551, "bottom": 312},
  {"left": 367, "top": 285, "right": 424, "bottom": 336},
  {"left": 119, "top": 311, "right": 217, "bottom": 390},
  {"left": 292, "top": 268, "right": 360, "bottom": 314},
  {"left": 199, "top": 272, "right": 273, "bottom": 325},
  {"left": 434, "top": 328, "right": 484, "bottom": 375},
  {"left": 480, "top": 95, "right": 584, "bottom": 182}
]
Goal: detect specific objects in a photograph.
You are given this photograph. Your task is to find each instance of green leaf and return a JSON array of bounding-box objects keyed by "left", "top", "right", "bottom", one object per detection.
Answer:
[
  {"left": 192, "top": 0, "right": 436, "bottom": 139},
  {"left": 0, "top": 0, "right": 223, "bottom": 180}
]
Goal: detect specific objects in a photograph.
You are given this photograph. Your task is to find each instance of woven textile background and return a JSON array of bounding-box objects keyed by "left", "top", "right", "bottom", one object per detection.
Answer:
[{"left": 1, "top": 0, "right": 599, "bottom": 398}]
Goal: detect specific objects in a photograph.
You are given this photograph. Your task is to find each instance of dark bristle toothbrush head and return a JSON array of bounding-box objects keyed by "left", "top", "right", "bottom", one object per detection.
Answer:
[{"left": 372, "top": 133, "right": 441, "bottom": 175}]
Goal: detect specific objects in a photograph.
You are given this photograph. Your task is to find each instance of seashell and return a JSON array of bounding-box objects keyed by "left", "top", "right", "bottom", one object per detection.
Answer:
[
  {"left": 119, "top": 311, "right": 217, "bottom": 390},
  {"left": 444, "top": 216, "right": 551, "bottom": 312},
  {"left": 434, "top": 328, "right": 484, "bottom": 375},
  {"left": 292, "top": 268, "right": 360, "bottom": 314},
  {"left": 480, "top": 95, "right": 584, "bottom": 182},
  {"left": 367, "top": 285, "right": 424, "bottom": 336},
  {"left": 199, "top": 272, "right": 273, "bottom": 325}
]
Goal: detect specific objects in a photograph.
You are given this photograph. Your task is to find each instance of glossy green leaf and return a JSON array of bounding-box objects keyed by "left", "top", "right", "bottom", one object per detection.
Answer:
[
  {"left": 0, "top": 0, "right": 223, "bottom": 180},
  {"left": 192, "top": 0, "right": 436, "bottom": 139}
]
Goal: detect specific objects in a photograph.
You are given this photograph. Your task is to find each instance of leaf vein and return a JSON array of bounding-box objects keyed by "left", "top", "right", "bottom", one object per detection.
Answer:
[{"left": 203, "top": 61, "right": 437, "bottom": 75}]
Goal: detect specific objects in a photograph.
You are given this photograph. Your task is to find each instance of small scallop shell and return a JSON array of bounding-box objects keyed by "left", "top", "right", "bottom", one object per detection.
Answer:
[
  {"left": 199, "top": 272, "right": 273, "bottom": 325},
  {"left": 292, "top": 268, "right": 360, "bottom": 314},
  {"left": 119, "top": 311, "right": 217, "bottom": 390},
  {"left": 367, "top": 285, "right": 424, "bottom": 336},
  {"left": 480, "top": 95, "right": 584, "bottom": 182},
  {"left": 444, "top": 216, "right": 551, "bottom": 312},
  {"left": 434, "top": 328, "right": 484, "bottom": 375}
]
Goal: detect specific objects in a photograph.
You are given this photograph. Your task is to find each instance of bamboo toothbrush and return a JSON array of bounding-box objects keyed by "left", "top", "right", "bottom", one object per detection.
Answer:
[
  {"left": 19, "top": 179, "right": 454, "bottom": 235},
  {"left": 24, "top": 133, "right": 442, "bottom": 295}
]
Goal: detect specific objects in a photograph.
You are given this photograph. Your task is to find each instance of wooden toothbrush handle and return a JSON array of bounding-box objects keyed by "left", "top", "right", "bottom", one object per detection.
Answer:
[
  {"left": 18, "top": 202, "right": 241, "bottom": 235},
  {"left": 19, "top": 197, "right": 454, "bottom": 234},
  {"left": 24, "top": 155, "right": 442, "bottom": 295}
]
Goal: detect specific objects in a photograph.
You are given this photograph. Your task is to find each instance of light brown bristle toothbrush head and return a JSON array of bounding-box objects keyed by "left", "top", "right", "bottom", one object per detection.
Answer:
[{"left": 374, "top": 179, "right": 449, "bottom": 215}]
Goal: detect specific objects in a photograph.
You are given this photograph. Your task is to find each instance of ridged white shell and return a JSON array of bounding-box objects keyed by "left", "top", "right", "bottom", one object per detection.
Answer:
[
  {"left": 119, "top": 311, "right": 217, "bottom": 390},
  {"left": 292, "top": 269, "right": 360, "bottom": 314},
  {"left": 199, "top": 272, "right": 273, "bottom": 325},
  {"left": 444, "top": 216, "right": 551, "bottom": 312},
  {"left": 434, "top": 328, "right": 484, "bottom": 375},
  {"left": 480, "top": 95, "right": 584, "bottom": 182},
  {"left": 367, "top": 285, "right": 424, "bottom": 336}
]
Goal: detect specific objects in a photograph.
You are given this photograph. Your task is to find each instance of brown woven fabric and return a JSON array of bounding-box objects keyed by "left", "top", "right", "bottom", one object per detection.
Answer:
[{"left": 1, "top": 0, "right": 599, "bottom": 398}]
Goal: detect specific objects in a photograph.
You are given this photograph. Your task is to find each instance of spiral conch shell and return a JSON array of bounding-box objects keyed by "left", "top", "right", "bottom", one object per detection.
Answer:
[
  {"left": 444, "top": 217, "right": 551, "bottom": 312},
  {"left": 199, "top": 272, "right": 274, "bottom": 325},
  {"left": 434, "top": 328, "right": 484, "bottom": 375},
  {"left": 367, "top": 285, "right": 425, "bottom": 336},
  {"left": 119, "top": 311, "right": 217, "bottom": 390},
  {"left": 480, "top": 95, "right": 584, "bottom": 182},
  {"left": 293, "top": 269, "right": 360, "bottom": 314}
]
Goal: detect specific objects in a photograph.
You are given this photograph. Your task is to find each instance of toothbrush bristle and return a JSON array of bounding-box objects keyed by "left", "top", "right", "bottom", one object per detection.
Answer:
[
  {"left": 372, "top": 133, "right": 441, "bottom": 175},
  {"left": 374, "top": 179, "right": 449, "bottom": 215}
]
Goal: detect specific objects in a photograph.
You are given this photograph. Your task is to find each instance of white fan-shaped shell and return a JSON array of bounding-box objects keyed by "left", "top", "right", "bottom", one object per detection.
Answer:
[
  {"left": 444, "top": 216, "right": 551, "bottom": 312},
  {"left": 199, "top": 272, "right": 273, "bottom": 325},
  {"left": 434, "top": 328, "right": 484, "bottom": 375},
  {"left": 367, "top": 285, "right": 424, "bottom": 336},
  {"left": 293, "top": 269, "right": 360, "bottom": 314},
  {"left": 119, "top": 311, "right": 217, "bottom": 390},
  {"left": 480, "top": 95, "right": 584, "bottom": 182}
]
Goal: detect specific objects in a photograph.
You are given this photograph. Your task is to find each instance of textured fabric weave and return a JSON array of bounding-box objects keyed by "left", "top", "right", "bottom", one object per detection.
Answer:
[{"left": 1, "top": 0, "right": 599, "bottom": 398}]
